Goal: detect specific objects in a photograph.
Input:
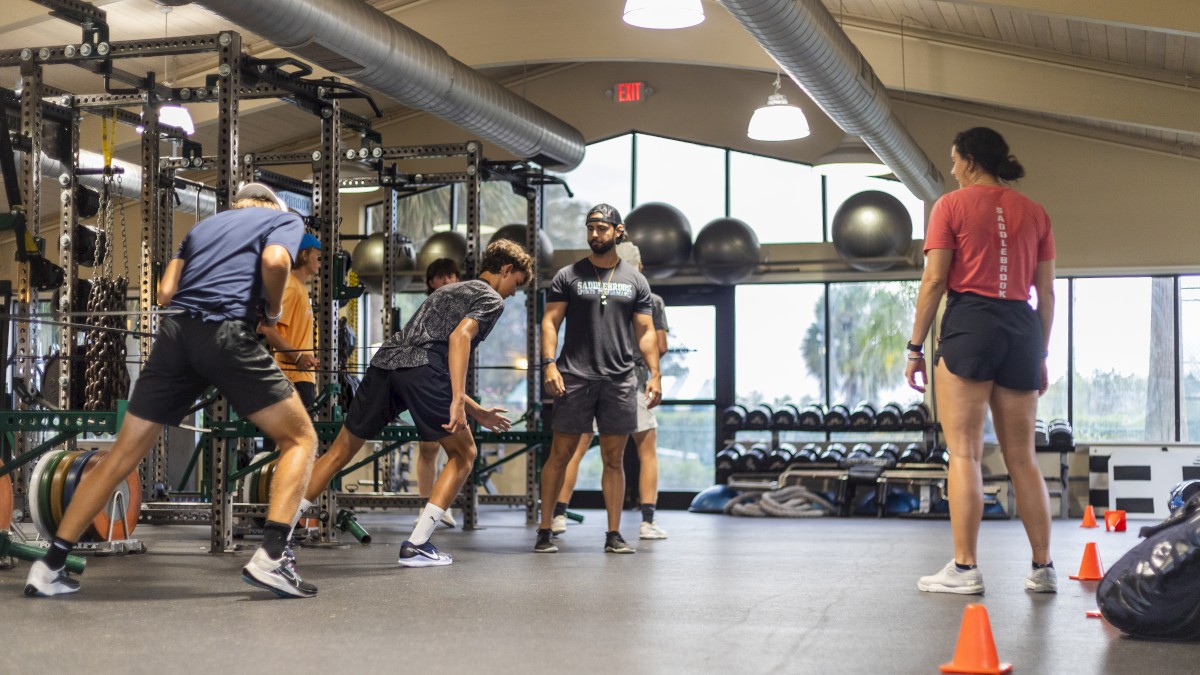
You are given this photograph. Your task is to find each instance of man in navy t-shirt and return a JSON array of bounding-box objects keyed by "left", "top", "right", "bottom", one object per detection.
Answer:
[{"left": 26, "top": 183, "right": 321, "bottom": 600}]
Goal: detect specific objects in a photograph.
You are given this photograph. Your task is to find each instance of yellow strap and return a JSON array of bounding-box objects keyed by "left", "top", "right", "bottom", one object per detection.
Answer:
[{"left": 101, "top": 110, "right": 116, "bottom": 167}]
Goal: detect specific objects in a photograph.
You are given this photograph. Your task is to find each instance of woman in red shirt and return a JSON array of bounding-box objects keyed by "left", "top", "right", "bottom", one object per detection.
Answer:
[{"left": 905, "top": 127, "right": 1057, "bottom": 596}]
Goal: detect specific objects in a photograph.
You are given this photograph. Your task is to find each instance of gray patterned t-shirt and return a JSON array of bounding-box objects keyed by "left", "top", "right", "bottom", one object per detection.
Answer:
[{"left": 370, "top": 279, "right": 505, "bottom": 371}]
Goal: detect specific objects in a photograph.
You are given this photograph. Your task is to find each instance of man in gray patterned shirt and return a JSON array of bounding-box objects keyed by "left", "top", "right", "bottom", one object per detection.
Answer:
[{"left": 294, "top": 239, "right": 532, "bottom": 567}]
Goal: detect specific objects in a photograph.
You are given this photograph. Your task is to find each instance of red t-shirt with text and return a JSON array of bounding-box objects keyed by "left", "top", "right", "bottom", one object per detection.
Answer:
[{"left": 924, "top": 185, "right": 1054, "bottom": 301}]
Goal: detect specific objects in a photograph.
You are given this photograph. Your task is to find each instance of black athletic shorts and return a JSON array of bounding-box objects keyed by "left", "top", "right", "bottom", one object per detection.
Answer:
[
  {"left": 551, "top": 371, "right": 638, "bottom": 436},
  {"left": 344, "top": 363, "right": 452, "bottom": 442},
  {"left": 128, "top": 315, "right": 294, "bottom": 424},
  {"left": 935, "top": 290, "right": 1044, "bottom": 391}
]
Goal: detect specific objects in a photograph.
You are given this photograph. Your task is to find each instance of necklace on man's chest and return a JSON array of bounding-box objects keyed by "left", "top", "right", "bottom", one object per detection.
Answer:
[{"left": 592, "top": 261, "right": 617, "bottom": 306}]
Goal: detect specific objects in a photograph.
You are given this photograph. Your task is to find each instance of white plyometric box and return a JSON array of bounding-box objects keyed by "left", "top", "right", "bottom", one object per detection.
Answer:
[{"left": 1094, "top": 445, "right": 1200, "bottom": 520}]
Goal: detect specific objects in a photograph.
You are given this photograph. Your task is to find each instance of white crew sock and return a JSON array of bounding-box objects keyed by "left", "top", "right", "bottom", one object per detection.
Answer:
[
  {"left": 288, "top": 498, "right": 314, "bottom": 539},
  {"left": 409, "top": 503, "right": 445, "bottom": 546}
]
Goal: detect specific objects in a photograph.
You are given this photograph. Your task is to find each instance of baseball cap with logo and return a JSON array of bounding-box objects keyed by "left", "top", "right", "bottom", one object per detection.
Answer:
[{"left": 233, "top": 182, "right": 287, "bottom": 210}]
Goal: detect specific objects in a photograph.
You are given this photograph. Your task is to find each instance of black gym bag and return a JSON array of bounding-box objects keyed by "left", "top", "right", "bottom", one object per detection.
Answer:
[{"left": 1096, "top": 494, "right": 1200, "bottom": 640}]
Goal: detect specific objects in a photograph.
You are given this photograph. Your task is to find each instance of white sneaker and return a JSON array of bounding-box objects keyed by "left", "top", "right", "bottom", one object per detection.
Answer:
[
  {"left": 550, "top": 514, "right": 567, "bottom": 535},
  {"left": 639, "top": 521, "right": 669, "bottom": 540},
  {"left": 440, "top": 509, "right": 457, "bottom": 529},
  {"left": 1025, "top": 565, "right": 1058, "bottom": 593},
  {"left": 917, "top": 560, "right": 985, "bottom": 595},
  {"left": 24, "top": 560, "right": 80, "bottom": 597},
  {"left": 240, "top": 548, "right": 318, "bottom": 598}
]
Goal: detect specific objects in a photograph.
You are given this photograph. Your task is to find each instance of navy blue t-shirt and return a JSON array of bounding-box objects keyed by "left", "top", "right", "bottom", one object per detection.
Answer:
[{"left": 169, "top": 207, "right": 304, "bottom": 322}]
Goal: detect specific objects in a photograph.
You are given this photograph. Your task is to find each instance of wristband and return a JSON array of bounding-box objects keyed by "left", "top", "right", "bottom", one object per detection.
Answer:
[
  {"left": 907, "top": 354, "right": 925, "bottom": 361},
  {"left": 265, "top": 307, "right": 283, "bottom": 322},
  {"left": 541, "top": 357, "right": 556, "bottom": 366},
  {"left": 905, "top": 341, "right": 923, "bottom": 353}
]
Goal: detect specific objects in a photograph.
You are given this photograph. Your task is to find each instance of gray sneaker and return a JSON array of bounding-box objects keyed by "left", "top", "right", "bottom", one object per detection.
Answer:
[
  {"left": 917, "top": 560, "right": 985, "bottom": 595},
  {"left": 1025, "top": 565, "right": 1058, "bottom": 593}
]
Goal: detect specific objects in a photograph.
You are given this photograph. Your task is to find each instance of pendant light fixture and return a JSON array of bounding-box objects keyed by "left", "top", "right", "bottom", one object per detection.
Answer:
[
  {"left": 622, "top": 0, "right": 705, "bottom": 30},
  {"left": 746, "top": 73, "right": 810, "bottom": 142},
  {"left": 813, "top": 135, "right": 890, "bottom": 176},
  {"left": 156, "top": 4, "right": 194, "bottom": 135}
]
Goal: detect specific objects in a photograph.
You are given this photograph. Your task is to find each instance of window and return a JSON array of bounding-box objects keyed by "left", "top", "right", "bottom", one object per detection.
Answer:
[
  {"left": 475, "top": 293, "right": 533, "bottom": 423},
  {"left": 736, "top": 284, "right": 824, "bottom": 407},
  {"left": 634, "top": 133, "right": 725, "bottom": 233},
  {"left": 1072, "top": 277, "right": 1175, "bottom": 442},
  {"left": 544, "top": 134, "right": 632, "bottom": 250},
  {"left": 1181, "top": 277, "right": 1200, "bottom": 442},
  {"left": 729, "top": 151, "right": 823, "bottom": 243},
  {"left": 825, "top": 174, "right": 925, "bottom": 241},
  {"left": 1035, "top": 279, "right": 1070, "bottom": 423},
  {"left": 827, "top": 281, "right": 921, "bottom": 408}
]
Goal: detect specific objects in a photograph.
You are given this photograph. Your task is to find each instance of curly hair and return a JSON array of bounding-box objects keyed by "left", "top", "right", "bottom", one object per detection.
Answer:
[{"left": 481, "top": 238, "right": 533, "bottom": 277}]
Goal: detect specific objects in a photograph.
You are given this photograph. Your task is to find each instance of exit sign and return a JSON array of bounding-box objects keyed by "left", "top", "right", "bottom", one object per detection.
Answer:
[{"left": 612, "top": 81, "right": 653, "bottom": 103}]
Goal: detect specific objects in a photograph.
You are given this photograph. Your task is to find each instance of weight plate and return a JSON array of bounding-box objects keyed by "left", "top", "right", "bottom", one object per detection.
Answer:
[
  {"left": 0, "top": 460, "right": 12, "bottom": 530},
  {"left": 88, "top": 451, "right": 142, "bottom": 541},
  {"left": 258, "top": 458, "right": 277, "bottom": 505},
  {"left": 50, "top": 450, "right": 82, "bottom": 531},
  {"left": 247, "top": 452, "right": 269, "bottom": 504},
  {"left": 28, "top": 451, "right": 60, "bottom": 540},
  {"left": 61, "top": 449, "right": 99, "bottom": 514},
  {"left": 38, "top": 450, "right": 70, "bottom": 538},
  {"left": 75, "top": 455, "right": 103, "bottom": 542}
]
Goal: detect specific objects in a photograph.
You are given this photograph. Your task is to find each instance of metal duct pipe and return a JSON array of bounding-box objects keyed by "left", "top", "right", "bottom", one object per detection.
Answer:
[
  {"left": 191, "top": 0, "right": 585, "bottom": 171},
  {"left": 35, "top": 150, "right": 219, "bottom": 218},
  {"left": 719, "top": 0, "right": 944, "bottom": 202}
]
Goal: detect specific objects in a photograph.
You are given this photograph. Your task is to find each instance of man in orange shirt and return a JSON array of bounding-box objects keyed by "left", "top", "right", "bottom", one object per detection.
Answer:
[{"left": 259, "top": 233, "right": 321, "bottom": 412}]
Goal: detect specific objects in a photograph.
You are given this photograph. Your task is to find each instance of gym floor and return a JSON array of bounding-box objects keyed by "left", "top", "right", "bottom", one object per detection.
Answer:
[{"left": 1, "top": 508, "right": 1191, "bottom": 674}]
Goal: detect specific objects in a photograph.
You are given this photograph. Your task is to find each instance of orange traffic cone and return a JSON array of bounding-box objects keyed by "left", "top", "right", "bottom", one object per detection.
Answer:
[
  {"left": 1069, "top": 542, "right": 1105, "bottom": 580},
  {"left": 1080, "top": 505, "right": 1098, "bottom": 528},
  {"left": 940, "top": 604, "right": 1013, "bottom": 674}
]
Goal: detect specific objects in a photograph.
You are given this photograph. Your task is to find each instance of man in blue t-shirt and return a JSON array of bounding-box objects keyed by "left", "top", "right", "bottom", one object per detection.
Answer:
[
  {"left": 536, "top": 204, "right": 662, "bottom": 555},
  {"left": 26, "top": 183, "right": 321, "bottom": 600}
]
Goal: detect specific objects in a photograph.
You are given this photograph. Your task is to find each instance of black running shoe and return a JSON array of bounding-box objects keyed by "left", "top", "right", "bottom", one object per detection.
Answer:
[
  {"left": 534, "top": 528, "right": 558, "bottom": 553},
  {"left": 604, "top": 531, "right": 635, "bottom": 554},
  {"left": 397, "top": 540, "right": 453, "bottom": 567},
  {"left": 241, "top": 548, "right": 317, "bottom": 598}
]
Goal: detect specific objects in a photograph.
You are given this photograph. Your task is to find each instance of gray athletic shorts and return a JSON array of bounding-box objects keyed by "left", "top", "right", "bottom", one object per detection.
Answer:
[
  {"left": 552, "top": 371, "right": 638, "bottom": 436},
  {"left": 128, "top": 315, "right": 294, "bottom": 425},
  {"left": 634, "top": 368, "right": 657, "bottom": 433}
]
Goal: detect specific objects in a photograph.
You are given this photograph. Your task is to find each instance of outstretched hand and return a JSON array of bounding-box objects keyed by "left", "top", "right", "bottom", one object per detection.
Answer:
[{"left": 473, "top": 406, "right": 512, "bottom": 432}]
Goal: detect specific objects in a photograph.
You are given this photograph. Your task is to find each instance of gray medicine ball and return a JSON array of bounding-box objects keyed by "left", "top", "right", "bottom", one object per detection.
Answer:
[
  {"left": 693, "top": 217, "right": 760, "bottom": 285},
  {"left": 351, "top": 232, "right": 416, "bottom": 294},
  {"left": 490, "top": 224, "right": 554, "bottom": 270},
  {"left": 417, "top": 230, "right": 468, "bottom": 273},
  {"left": 624, "top": 202, "right": 692, "bottom": 279},
  {"left": 830, "top": 190, "right": 913, "bottom": 272}
]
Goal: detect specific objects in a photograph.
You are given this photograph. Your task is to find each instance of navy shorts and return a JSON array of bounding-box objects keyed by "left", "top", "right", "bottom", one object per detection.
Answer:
[
  {"left": 551, "top": 371, "right": 638, "bottom": 436},
  {"left": 344, "top": 364, "right": 452, "bottom": 442},
  {"left": 128, "top": 315, "right": 294, "bottom": 424},
  {"left": 935, "top": 291, "right": 1044, "bottom": 391}
]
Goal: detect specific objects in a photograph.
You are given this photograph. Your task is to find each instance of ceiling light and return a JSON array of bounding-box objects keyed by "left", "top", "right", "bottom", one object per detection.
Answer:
[
  {"left": 622, "top": 0, "right": 704, "bottom": 29},
  {"left": 158, "top": 105, "right": 195, "bottom": 135},
  {"left": 747, "top": 74, "right": 809, "bottom": 142},
  {"left": 813, "top": 135, "right": 890, "bottom": 176}
]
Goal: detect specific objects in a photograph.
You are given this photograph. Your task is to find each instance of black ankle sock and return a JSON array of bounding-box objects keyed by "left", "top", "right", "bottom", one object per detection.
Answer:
[
  {"left": 43, "top": 538, "right": 74, "bottom": 570},
  {"left": 261, "top": 521, "right": 291, "bottom": 559},
  {"left": 954, "top": 562, "right": 978, "bottom": 572},
  {"left": 553, "top": 502, "right": 568, "bottom": 518},
  {"left": 1032, "top": 560, "right": 1054, "bottom": 569},
  {"left": 641, "top": 503, "right": 655, "bottom": 524}
]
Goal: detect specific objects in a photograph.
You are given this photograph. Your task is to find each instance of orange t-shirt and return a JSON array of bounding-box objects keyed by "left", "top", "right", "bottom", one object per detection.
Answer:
[
  {"left": 924, "top": 185, "right": 1055, "bottom": 301},
  {"left": 275, "top": 273, "right": 315, "bottom": 384}
]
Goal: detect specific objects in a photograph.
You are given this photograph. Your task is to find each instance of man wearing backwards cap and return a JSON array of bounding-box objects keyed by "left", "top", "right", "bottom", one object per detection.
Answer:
[
  {"left": 536, "top": 203, "right": 662, "bottom": 555},
  {"left": 25, "top": 182, "right": 321, "bottom": 600},
  {"left": 258, "top": 232, "right": 322, "bottom": 412}
]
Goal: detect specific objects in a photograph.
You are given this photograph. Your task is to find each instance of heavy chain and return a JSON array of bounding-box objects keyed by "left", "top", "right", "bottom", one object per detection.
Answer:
[
  {"left": 82, "top": 277, "right": 130, "bottom": 411},
  {"left": 116, "top": 174, "right": 130, "bottom": 279}
]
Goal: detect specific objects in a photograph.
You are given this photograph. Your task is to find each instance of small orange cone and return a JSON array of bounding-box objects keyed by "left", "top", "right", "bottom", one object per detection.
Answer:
[
  {"left": 1069, "top": 542, "right": 1105, "bottom": 580},
  {"left": 1080, "top": 505, "right": 1098, "bottom": 528},
  {"left": 940, "top": 604, "right": 1013, "bottom": 674}
]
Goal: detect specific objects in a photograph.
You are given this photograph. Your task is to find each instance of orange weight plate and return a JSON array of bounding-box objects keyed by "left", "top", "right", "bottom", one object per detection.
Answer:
[
  {"left": 0, "top": 460, "right": 12, "bottom": 530},
  {"left": 88, "top": 451, "right": 142, "bottom": 541},
  {"left": 50, "top": 450, "right": 82, "bottom": 531}
]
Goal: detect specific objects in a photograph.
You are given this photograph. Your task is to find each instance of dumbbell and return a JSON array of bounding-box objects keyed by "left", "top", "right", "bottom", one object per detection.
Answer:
[
  {"left": 825, "top": 404, "right": 851, "bottom": 431},
  {"left": 927, "top": 446, "right": 951, "bottom": 465},
  {"left": 744, "top": 404, "right": 774, "bottom": 431},
  {"left": 901, "top": 402, "right": 931, "bottom": 428},
  {"left": 1034, "top": 419, "right": 1049, "bottom": 447},
  {"left": 819, "top": 442, "right": 847, "bottom": 464},
  {"left": 797, "top": 403, "right": 825, "bottom": 430},
  {"left": 1048, "top": 418, "right": 1073, "bottom": 448},
  {"left": 849, "top": 402, "right": 877, "bottom": 429},
  {"left": 766, "top": 443, "right": 796, "bottom": 472},
  {"left": 874, "top": 443, "right": 901, "bottom": 464},
  {"left": 721, "top": 404, "right": 748, "bottom": 430},
  {"left": 771, "top": 404, "right": 801, "bottom": 430},
  {"left": 897, "top": 443, "right": 927, "bottom": 464},
  {"left": 788, "top": 443, "right": 821, "bottom": 466},
  {"left": 874, "top": 402, "right": 904, "bottom": 430},
  {"left": 716, "top": 443, "right": 746, "bottom": 476},
  {"left": 739, "top": 442, "right": 772, "bottom": 472},
  {"left": 847, "top": 443, "right": 874, "bottom": 463}
]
